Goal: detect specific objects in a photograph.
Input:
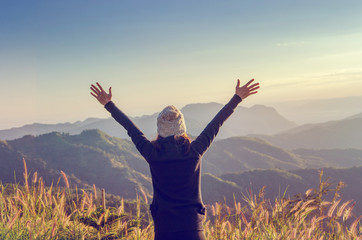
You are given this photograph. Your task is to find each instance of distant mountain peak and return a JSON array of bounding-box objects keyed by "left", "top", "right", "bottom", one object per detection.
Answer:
[
  {"left": 249, "top": 104, "right": 274, "bottom": 110},
  {"left": 347, "top": 112, "right": 362, "bottom": 120},
  {"left": 79, "top": 129, "right": 105, "bottom": 137},
  {"left": 181, "top": 102, "right": 223, "bottom": 112}
]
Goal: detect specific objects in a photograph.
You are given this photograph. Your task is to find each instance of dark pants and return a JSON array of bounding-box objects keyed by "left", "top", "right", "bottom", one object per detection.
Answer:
[{"left": 154, "top": 230, "right": 206, "bottom": 240}]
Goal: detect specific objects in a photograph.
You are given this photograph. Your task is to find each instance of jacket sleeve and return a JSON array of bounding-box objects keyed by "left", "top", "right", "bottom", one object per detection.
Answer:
[
  {"left": 190, "top": 94, "right": 242, "bottom": 156},
  {"left": 104, "top": 101, "right": 153, "bottom": 161}
]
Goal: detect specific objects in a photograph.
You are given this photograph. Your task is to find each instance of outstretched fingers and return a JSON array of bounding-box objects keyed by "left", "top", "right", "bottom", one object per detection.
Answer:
[
  {"left": 244, "top": 79, "right": 255, "bottom": 88},
  {"left": 96, "top": 82, "right": 104, "bottom": 92},
  {"left": 248, "top": 83, "right": 260, "bottom": 92},
  {"left": 90, "top": 84, "right": 100, "bottom": 95},
  {"left": 248, "top": 90, "right": 259, "bottom": 96},
  {"left": 90, "top": 92, "right": 97, "bottom": 98},
  {"left": 248, "top": 82, "right": 259, "bottom": 88},
  {"left": 248, "top": 84, "right": 259, "bottom": 95}
]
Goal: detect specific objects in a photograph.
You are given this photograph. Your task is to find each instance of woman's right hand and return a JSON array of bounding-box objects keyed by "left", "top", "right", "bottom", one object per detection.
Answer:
[
  {"left": 90, "top": 82, "right": 112, "bottom": 105},
  {"left": 235, "top": 79, "right": 260, "bottom": 100}
]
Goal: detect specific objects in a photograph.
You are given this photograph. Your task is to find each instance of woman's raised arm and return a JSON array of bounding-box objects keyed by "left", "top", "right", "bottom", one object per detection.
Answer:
[
  {"left": 90, "top": 82, "right": 154, "bottom": 161},
  {"left": 191, "top": 79, "right": 260, "bottom": 155}
]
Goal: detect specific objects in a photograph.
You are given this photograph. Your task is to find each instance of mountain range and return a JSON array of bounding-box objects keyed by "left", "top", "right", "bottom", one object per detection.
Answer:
[
  {"left": 253, "top": 114, "right": 362, "bottom": 150},
  {"left": 1, "top": 100, "right": 362, "bottom": 216},
  {"left": 1, "top": 129, "right": 362, "bottom": 213},
  {"left": 0, "top": 102, "right": 296, "bottom": 141}
]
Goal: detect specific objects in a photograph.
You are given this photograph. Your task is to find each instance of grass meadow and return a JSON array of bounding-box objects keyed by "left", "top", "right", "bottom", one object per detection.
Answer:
[{"left": 0, "top": 159, "right": 361, "bottom": 240}]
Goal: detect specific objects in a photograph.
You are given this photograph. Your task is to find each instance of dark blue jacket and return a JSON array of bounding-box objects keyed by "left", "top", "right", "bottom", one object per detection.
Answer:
[{"left": 105, "top": 94, "right": 242, "bottom": 232}]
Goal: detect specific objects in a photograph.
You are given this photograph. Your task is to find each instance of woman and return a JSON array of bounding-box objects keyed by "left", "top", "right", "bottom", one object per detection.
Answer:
[{"left": 90, "top": 79, "right": 259, "bottom": 240}]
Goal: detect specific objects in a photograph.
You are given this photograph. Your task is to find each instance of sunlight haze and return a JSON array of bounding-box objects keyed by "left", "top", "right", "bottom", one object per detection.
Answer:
[{"left": 1, "top": 0, "right": 362, "bottom": 129}]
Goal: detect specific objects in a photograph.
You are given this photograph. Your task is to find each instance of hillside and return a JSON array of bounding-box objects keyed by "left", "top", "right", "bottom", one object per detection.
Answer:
[
  {"left": 0, "top": 140, "right": 55, "bottom": 185},
  {"left": 0, "top": 103, "right": 296, "bottom": 140},
  {"left": 1, "top": 130, "right": 362, "bottom": 207},
  {"left": 348, "top": 112, "right": 362, "bottom": 119},
  {"left": 202, "top": 136, "right": 311, "bottom": 175},
  {"left": 4, "top": 130, "right": 152, "bottom": 198},
  {"left": 253, "top": 117, "right": 362, "bottom": 150},
  {"left": 293, "top": 148, "right": 362, "bottom": 168},
  {"left": 202, "top": 136, "right": 362, "bottom": 175},
  {"left": 203, "top": 167, "right": 362, "bottom": 215},
  {"left": 201, "top": 173, "right": 242, "bottom": 204}
]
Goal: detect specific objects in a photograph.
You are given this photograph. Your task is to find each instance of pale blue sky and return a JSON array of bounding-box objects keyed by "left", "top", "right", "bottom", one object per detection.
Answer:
[{"left": 1, "top": 0, "right": 362, "bottom": 129}]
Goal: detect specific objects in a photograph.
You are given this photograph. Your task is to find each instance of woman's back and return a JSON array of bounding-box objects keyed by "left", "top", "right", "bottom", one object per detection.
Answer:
[
  {"left": 148, "top": 135, "right": 205, "bottom": 232},
  {"left": 90, "top": 79, "right": 260, "bottom": 239}
]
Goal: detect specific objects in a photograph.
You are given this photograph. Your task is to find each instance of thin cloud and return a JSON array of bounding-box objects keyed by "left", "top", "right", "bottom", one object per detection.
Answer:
[
  {"left": 276, "top": 41, "right": 311, "bottom": 47},
  {"left": 306, "top": 69, "right": 362, "bottom": 86},
  {"left": 316, "top": 69, "right": 362, "bottom": 79},
  {"left": 263, "top": 81, "right": 306, "bottom": 89},
  {"left": 264, "top": 69, "right": 362, "bottom": 90}
]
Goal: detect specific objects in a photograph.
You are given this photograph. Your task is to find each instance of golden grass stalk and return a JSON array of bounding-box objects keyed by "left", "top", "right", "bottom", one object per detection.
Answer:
[
  {"left": 337, "top": 200, "right": 353, "bottom": 218},
  {"left": 117, "top": 198, "right": 124, "bottom": 215},
  {"left": 350, "top": 216, "right": 362, "bottom": 237},
  {"left": 32, "top": 171, "right": 37, "bottom": 185},
  {"left": 23, "top": 158, "right": 29, "bottom": 194},
  {"left": 140, "top": 188, "right": 148, "bottom": 205},
  {"left": 327, "top": 199, "right": 341, "bottom": 218},
  {"left": 60, "top": 170, "right": 70, "bottom": 189},
  {"left": 7, "top": 209, "right": 21, "bottom": 229},
  {"left": 51, "top": 221, "right": 57, "bottom": 238},
  {"left": 93, "top": 184, "right": 97, "bottom": 200}
]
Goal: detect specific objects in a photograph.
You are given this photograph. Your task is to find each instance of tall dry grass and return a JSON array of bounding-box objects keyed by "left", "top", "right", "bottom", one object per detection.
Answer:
[
  {"left": 204, "top": 170, "right": 361, "bottom": 240},
  {"left": 0, "top": 159, "right": 361, "bottom": 239},
  {"left": 0, "top": 159, "right": 153, "bottom": 240}
]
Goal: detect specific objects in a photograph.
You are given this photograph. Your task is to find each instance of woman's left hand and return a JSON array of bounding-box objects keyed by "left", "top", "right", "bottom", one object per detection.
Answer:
[
  {"left": 90, "top": 82, "right": 112, "bottom": 105},
  {"left": 235, "top": 79, "right": 259, "bottom": 100}
]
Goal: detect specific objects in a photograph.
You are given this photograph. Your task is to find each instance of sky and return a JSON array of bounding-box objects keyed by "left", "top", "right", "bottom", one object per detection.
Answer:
[{"left": 1, "top": 0, "right": 362, "bottom": 129}]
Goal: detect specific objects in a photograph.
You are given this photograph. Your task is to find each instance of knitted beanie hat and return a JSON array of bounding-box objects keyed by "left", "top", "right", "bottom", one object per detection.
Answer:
[{"left": 157, "top": 105, "right": 186, "bottom": 138}]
